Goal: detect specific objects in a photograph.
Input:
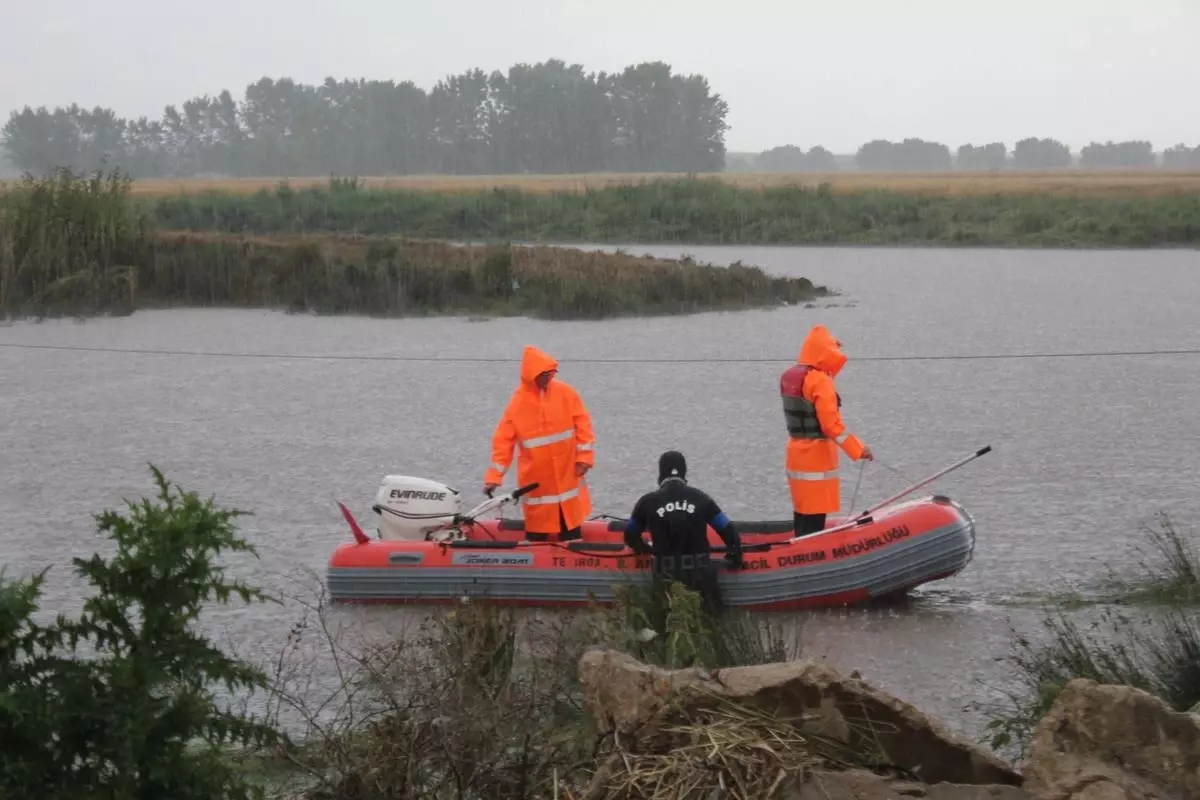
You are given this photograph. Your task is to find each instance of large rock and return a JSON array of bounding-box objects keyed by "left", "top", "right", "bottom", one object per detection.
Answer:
[
  {"left": 1025, "top": 679, "right": 1200, "bottom": 800},
  {"left": 577, "top": 647, "right": 1023, "bottom": 787},
  {"left": 786, "top": 770, "right": 1034, "bottom": 799}
]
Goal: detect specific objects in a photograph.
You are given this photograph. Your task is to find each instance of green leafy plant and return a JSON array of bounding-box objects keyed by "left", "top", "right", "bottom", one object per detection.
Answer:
[
  {"left": 0, "top": 465, "right": 281, "bottom": 800},
  {"left": 599, "top": 578, "right": 796, "bottom": 670}
]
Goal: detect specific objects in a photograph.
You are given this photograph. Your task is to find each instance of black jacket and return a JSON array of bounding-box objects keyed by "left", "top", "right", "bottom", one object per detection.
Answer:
[{"left": 623, "top": 478, "right": 743, "bottom": 567}]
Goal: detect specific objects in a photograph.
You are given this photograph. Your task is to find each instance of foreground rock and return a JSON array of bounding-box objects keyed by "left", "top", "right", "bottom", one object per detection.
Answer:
[
  {"left": 578, "top": 648, "right": 1023, "bottom": 788},
  {"left": 1025, "top": 678, "right": 1200, "bottom": 800},
  {"left": 788, "top": 771, "right": 1033, "bottom": 799}
]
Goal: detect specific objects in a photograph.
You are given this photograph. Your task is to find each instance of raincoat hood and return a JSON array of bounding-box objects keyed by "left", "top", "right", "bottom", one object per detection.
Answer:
[
  {"left": 520, "top": 345, "right": 559, "bottom": 387},
  {"left": 798, "top": 325, "right": 847, "bottom": 376}
]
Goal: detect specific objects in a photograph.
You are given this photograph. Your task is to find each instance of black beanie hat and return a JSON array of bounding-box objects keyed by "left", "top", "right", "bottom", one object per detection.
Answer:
[{"left": 658, "top": 450, "right": 687, "bottom": 483}]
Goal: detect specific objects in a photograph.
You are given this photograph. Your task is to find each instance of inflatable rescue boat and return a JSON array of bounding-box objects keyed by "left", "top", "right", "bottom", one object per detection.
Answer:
[{"left": 326, "top": 448, "right": 989, "bottom": 610}]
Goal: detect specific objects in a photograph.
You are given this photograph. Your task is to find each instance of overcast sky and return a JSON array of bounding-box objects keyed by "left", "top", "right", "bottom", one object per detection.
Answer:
[{"left": 2, "top": 0, "right": 1197, "bottom": 153}]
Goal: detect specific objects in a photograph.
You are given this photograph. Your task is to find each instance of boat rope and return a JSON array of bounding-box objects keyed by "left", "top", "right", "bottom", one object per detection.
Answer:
[
  {"left": 848, "top": 460, "right": 866, "bottom": 515},
  {"left": 874, "top": 457, "right": 920, "bottom": 485},
  {"left": 5, "top": 342, "right": 1200, "bottom": 364}
]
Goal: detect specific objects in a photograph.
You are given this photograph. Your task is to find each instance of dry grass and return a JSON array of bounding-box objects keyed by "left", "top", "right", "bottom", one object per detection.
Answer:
[
  {"left": 256, "top": 575, "right": 808, "bottom": 800},
  {"left": 121, "top": 169, "right": 1200, "bottom": 198},
  {"left": 575, "top": 697, "right": 894, "bottom": 800}
]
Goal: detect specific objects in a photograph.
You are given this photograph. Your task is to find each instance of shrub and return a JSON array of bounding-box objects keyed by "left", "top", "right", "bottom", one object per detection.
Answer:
[{"left": 0, "top": 466, "right": 280, "bottom": 800}]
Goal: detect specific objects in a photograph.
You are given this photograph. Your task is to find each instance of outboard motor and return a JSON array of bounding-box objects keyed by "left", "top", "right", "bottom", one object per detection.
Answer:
[{"left": 372, "top": 476, "right": 462, "bottom": 540}]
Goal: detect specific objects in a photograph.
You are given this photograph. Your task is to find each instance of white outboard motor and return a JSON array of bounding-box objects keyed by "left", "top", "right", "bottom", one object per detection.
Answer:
[{"left": 372, "top": 476, "right": 462, "bottom": 540}]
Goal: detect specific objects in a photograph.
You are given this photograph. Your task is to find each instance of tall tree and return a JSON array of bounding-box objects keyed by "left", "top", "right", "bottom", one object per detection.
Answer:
[
  {"left": 754, "top": 145, "right": 838, "bottom": 172},
  {"left": 1079, "top": 140, "right": 1155, "bottom": 168},
  {"left": 855, "top": 139, "right": 894, "bottom": 171},
  {"left": 1012, "top": 137, "right": 1072, "bottom": 169},
  {"left": 855, "top": 138, "right": 950, "bottom": 171},
  {"left": 755, "top": 145, "right": 807, "bottom": 172},
  {"left": 804, "top": 145, "right": 838, "bottom": 171},
  {"left": 1162, "top": 144, "right": 1200, "bottom": 168},
  {"left": 429, "top": 68, "right": 492, "bottom": 174},
  {"left": 956, "top": 142, "right": 1007, "bottom": 171}
]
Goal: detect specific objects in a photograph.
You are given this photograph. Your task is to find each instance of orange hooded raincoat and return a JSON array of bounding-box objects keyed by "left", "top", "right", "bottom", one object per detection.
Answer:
[
  {"left": 780, "top": 325, "right": 868, "bottom": 515},
  {"left": 484, "top": 346, "right": 595, "bottom": 534}
]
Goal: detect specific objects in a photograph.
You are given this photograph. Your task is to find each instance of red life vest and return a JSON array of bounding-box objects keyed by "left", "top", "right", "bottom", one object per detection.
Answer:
[{"left": 780, "top": 365, "right": 841, "bottom": 439}]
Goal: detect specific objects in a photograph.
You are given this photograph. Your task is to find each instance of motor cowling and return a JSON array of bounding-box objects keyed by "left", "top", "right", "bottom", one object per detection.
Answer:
[{"left": 373, "top": 476, "right": 461, "bottom": 540}]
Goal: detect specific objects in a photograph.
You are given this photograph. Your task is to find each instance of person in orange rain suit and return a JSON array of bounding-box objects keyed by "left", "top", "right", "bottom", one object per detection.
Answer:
[
  {"left": 780, "top": 324, "right": 874, "bottom": 538},
  {"left": 484, "top": 345, "right": 595, "bottom": 541}
]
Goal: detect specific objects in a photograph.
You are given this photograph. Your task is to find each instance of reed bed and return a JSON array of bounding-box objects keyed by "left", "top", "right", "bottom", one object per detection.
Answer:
[
  {"left": 119, "top": 169, "right": 1200, "bottom": 199},
  {"left": 1011, "top": 512, "right": 1200, "bottom": 608},
  {"left": 0, "top": 167, "right": 147, "bottom": 316},
  {"left": 1098, "top": 512, "right": 1200, "bottom": 605},
  {"left": 1, "top": 168, "right": 825, "bottom": 320},
  {"left": 142, "top": 176, "right": 1200, "bottom": 248}
]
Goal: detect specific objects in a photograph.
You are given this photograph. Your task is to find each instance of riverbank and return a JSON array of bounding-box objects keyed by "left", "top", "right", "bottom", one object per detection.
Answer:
[
  {"left": 142, "top": 177, "right": 1200, "bottom": 248},
  {"left": 0, "top": 170, "right": 826, "bottom": 320}
]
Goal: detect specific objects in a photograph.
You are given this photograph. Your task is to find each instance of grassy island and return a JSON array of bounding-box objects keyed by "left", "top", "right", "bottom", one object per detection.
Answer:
[{"left": 0, "top": 169, "right": 826, "bottom": 320}]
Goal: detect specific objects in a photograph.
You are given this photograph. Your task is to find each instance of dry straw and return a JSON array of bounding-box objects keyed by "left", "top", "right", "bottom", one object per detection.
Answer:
[{"left": 574, "top": 691, "right": 901, "bottom": 800}]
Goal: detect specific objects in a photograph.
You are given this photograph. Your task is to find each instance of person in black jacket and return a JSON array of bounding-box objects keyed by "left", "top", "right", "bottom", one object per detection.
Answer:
[{"left": 623, "top": 451, "right": 744, "bottom": 612}]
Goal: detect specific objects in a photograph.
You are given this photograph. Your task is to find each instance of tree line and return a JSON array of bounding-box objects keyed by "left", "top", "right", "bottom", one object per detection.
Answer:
[
  {"left": 733, "top": 138, "right": 1200, "bottom": 172},
  {"left": 0, "top": 60, "right": 729, "bottom": 177}
]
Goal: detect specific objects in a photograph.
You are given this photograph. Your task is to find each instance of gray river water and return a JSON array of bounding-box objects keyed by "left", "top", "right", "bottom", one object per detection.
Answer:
[{"left": 3, "top": 244, "right": 1199, "bottom": 742}]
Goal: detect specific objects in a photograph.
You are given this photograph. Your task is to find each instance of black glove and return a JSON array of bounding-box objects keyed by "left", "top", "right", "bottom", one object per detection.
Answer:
[{"left": 725, "top": 549, "right": 744, "bottom": 570}]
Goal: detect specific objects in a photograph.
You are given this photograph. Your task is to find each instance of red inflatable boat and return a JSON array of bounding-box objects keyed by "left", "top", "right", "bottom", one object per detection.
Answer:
[{"left": 325, "top": 448, "right": 989, "bottom": 610}]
